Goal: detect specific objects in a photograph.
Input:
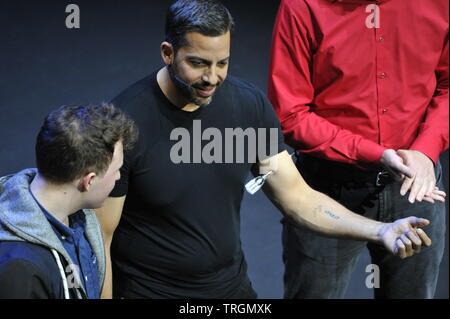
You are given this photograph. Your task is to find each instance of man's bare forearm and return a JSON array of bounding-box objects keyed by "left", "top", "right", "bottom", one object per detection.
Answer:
[{"left": 283, "top": 188, "right": 383, "bottom": 243}]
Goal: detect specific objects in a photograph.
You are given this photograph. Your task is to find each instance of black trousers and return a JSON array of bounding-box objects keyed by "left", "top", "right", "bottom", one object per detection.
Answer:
[{"left": 282, "top": 154, "right": 446, "bottom": 299}]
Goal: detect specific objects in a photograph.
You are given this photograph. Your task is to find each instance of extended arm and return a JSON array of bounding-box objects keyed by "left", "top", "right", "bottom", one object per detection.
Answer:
[{"left": 260, "top": 151, "right": 432, "bottom": 258}]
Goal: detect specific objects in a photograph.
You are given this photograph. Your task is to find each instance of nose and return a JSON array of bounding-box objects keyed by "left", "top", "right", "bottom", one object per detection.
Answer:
[{"left": 202, "top": 66, "right": 219, "bottom": 86}]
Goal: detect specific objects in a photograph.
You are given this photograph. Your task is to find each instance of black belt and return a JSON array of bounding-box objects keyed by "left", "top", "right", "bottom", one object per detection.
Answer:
[{"left": 296, "top": 153, "right": 395, "bottom": 187}]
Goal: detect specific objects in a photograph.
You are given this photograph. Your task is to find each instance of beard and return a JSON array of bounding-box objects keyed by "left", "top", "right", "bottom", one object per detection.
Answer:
[{"left": 168, "top": 63, "right": 221, "bottom": 108}]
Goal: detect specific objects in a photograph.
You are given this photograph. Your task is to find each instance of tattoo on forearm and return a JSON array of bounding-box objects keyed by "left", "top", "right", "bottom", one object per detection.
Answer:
[
  {"left": 324, "top": 210, "right": 340, "bottom": 220},
  {"left": 313, "top": 205, "right": 341, "bottom": 220}
]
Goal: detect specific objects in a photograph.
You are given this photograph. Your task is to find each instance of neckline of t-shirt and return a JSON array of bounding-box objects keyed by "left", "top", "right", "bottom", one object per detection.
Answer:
[{"left": 149, "top": 71, "right": 208, "bottom": 117}]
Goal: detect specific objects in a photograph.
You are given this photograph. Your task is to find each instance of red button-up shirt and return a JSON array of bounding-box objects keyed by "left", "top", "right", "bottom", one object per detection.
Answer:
[{"left": 268, "top": 0, "right": 449, "bottom": 168}]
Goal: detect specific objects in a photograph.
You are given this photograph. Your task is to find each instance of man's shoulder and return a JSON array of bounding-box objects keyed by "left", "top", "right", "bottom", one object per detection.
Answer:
[
  {"left": 223, "top": 75, "right": 266, "bottom": 101},
  {"left": 0, "top": 241, "right": 62, "bottom": 298},
  {"left": 0, "top": 241, "right": 55, "bottom": 269},
  {"left": 111, "top": 73, "right": 157, "bottom": 110},
  {"left": 225, "top": 75, "right": 261, "bottom": 91},
  {"left": 276, "top": 0, "right": 322, "bottom": 25},
  {"left": 220, "top": 76, "right": 280, "bottom": 127}
]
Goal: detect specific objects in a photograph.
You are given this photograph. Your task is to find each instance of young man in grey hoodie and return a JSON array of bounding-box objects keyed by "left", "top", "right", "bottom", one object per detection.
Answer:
[{"left": 0, "top": 104, "right": 137, "bottom": 299}]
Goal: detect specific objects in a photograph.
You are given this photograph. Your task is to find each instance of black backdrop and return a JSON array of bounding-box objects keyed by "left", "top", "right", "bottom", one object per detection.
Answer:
[{"left": 0, "top": 0, "right": 448, "bottom": 298}]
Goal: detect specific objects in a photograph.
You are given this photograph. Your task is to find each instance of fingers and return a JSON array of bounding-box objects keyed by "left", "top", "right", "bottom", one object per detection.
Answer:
[
  {"left": 400, "top": 176, "right": 414, "bottom": 196},
  {"left": 421, "top": 188, "right": 446, "bottom": 203},
  {"left": 381, "top": 149, "right": 412, "bottom": 180},
  {"left": 405, "top": 216, "right": 430, "bottom": 228},
  {"left": 398, "top": 230, "right": 428, "bottom": 258},
  {"left": 404, "top": 177, "right": 439, "bottom": 203},
  {"left": 413, "top": 177, "right": 436, "bottom": 202},
  {"left": 387, "top": 160, "right": 410, "bottom": 181},
  {"left": 408, "top": 176, "right": 425, "bottom": 203},
  {"left": 421, "top": 196, "right": 435, "bottom": 204},
  {"left": 424, "top": 195, "right": 444, "bottom": 203},
  {"left": 417, "top": 228, "right": 432, "bottom": 247},
  {"left": 433, "top": 187, "right": 447, "bottom": 198},
  {"left": 395, "top": 239, "right": 406, "bottom": 259},
  {"left": 394, "top": 163, "right": 413, "bottom": 179},
  {"left": 400, "top": 234, "right": 413, "bottom": 257},
  {"left": 394, "top": 230, "right": 431, "bottom": 259},
  {"left": 405, "top": 229, "right": 421, "bottom": 246},
  {"left": 405, "top": 230, "right": 421, "bottom": 253},
  {"left": 397, "top": 150, "right": 437, "bottom": 202},
  {"left": 425, "top": 180, "right": 435, "bottom": 198},
  {"left": 390, "top": 218, "right": 433, "bottom": 259},
  {"left": 395, "top": 150, "right": 414, "bottom": 179},
  {"left": 415, "top": 181, "right": 429, "bottom": 202}
]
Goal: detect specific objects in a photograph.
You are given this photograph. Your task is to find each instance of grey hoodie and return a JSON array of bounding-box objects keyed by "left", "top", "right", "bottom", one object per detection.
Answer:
[{"left": 0, "top": 169, "right": 106, "bottom": 299}]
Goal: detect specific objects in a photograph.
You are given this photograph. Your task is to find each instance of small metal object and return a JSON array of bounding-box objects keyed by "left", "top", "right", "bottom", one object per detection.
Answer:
[
  {"left": 245, "top": 152, "right": 296, "bottom": 195},
  {"left": 376, "top": 170, "right": 390, "bottom": 187},
  {"left": 245, "top": 171, "right": 273, "bottom": 195}
]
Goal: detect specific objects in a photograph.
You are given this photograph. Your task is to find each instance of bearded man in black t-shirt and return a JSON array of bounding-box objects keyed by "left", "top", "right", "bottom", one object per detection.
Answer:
[{"left": 95, "top": 0, "right": 440, "bottom": 299}]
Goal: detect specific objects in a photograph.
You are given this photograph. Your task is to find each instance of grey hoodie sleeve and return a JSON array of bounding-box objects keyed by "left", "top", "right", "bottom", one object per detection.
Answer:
[{"left": 0, "top": 259, "right": 52, "bottom": 299}]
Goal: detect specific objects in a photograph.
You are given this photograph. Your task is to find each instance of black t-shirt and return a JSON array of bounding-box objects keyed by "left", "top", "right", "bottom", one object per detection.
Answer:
[{"left": 110, "top": 72, "right": 285, "bottom": 298}]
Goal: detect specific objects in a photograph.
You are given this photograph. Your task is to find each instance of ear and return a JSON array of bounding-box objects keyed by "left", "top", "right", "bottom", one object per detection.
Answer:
[
  {"left": 77, "top": 172, "right": 97, "bottom": 193},
  {"left": 161, "top": 42, "right": 175, "bottom": 66}
]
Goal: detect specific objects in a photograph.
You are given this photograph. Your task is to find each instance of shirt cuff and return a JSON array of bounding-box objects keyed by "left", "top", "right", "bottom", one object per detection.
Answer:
[
  {"left": 357, "top": 139, "right": 386, "bottom": 164},
  {"left": 409, "top": 133, "right": 443, "bottom": 164}
]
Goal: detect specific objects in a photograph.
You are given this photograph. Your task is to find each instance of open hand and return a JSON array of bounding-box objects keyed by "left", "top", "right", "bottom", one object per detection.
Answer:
[{"left": 396, "top": 150, "right": 443, "bottom": 203}]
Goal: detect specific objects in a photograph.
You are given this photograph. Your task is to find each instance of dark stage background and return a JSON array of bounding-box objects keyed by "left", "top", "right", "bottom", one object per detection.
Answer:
[{"left": 0, "top": 0, "right": 448, "bottom": 299}]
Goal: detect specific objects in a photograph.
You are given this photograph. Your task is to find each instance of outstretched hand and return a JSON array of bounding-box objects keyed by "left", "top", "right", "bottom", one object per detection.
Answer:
[{"left": 377, "top": 217, "right": 432, "bottom": 259}]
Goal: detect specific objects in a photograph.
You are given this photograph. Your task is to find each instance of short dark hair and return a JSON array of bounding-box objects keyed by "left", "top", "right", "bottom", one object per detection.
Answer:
[
  {"left": 36, "top": 104, "right": 138, "bottom": 184},
  {"left": 165, "top": 0, "right": 235, "bottom": 52}
]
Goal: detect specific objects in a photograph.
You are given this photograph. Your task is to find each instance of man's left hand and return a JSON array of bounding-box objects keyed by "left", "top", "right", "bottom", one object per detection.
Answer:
[{"left": 397, "top": 150, "right": 440, "bottom": 203}]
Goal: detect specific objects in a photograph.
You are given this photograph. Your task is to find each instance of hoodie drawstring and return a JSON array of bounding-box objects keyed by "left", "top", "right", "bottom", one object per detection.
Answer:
[{"left": 51, "top": 249, "right": 70, "bottom": 299}]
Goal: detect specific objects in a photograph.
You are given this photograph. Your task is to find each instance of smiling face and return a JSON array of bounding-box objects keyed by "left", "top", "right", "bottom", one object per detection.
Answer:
[{"left": 166, "top": 31, "right": 231, "bottom": 108}]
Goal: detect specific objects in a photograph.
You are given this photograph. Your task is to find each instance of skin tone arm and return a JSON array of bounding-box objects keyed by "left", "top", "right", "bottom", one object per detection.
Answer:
[
  {"left": 95, "top": 196, "right": 126, "bottom": 299},
  {"left": 259, "top": 151, "right": 432, "bottom": 258}
]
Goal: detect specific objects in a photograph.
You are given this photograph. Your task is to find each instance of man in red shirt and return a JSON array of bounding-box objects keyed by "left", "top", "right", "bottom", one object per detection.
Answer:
[{"left": 268, "top": 0, "right": 448, "bottom": 298}]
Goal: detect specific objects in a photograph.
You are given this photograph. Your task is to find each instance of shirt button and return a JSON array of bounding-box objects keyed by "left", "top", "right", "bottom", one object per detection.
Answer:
[
  {"left": 382, "top": 108, "right": 388, "bottom": 114},
  {"left": 379, "top": 72, "right": 387, "bottom": 79},
  {"left": 61, "top": 236, "right": 66, "bottom": 240},
  {"left": 85, "top": 276, "right": 88, "bottom": 282},
  {"left": 378, "top": 36, "right": 384, "bottom": 42}
]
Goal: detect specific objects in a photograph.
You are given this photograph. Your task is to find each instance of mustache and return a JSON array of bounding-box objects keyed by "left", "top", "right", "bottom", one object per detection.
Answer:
[
  {"left": 173, "top": 75, "right": 217, "bottom": 91},
  {"left": 192, "top": 82, "right": 218, "bottom": 90}
]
